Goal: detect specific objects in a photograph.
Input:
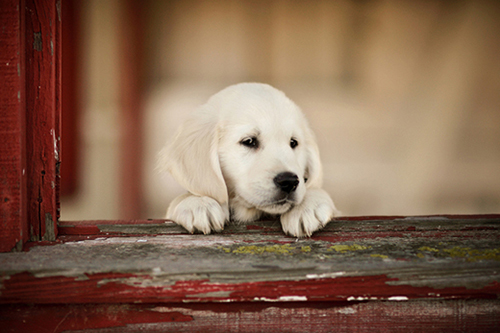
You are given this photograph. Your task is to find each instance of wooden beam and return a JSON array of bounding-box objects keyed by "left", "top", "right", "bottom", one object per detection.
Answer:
[
  {"left": 24, "top": 0, "right": 61, "bottom": 241},
  {"left": 119, "top": 0, "right": 145, "bottom": 219},
  {"left": 0, "top": 0, "right": 28, "bottom": 252},
  {"left": 60, "top": 0, "right": 81, "bottom": 197},
  {"left": 1, "top": 216, "right": 499, "bottom": 304},
  {"left": 2, "top": 301, "right": 500, "bottom": 332}
]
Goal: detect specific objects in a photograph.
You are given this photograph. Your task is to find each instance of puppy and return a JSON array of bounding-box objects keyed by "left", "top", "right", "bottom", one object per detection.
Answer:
[{"left": 159, "top": 83, "right": 339, "bottom": 237}]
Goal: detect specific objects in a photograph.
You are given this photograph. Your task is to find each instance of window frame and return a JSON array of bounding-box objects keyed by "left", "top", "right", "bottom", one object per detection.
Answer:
[
  {"left": 1, "top": 0, "right": 60, "bottom": 252},
  {"left": 1, "top": 2, "right": 500, "bottom": 330}
]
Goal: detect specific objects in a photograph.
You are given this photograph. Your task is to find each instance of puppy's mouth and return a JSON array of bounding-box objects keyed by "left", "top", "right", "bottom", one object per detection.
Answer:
[
  {"left": 232, "top": 189, "right": 299, "bottom": 215},
  {"left": 257, "top": 196, "right": 296, "bottom": 214}
]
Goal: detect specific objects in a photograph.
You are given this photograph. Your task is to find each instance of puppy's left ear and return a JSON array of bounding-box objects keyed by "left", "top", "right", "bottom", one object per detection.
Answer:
[
  {"left": 304, "top": 126, "right": 323, "bottom": 189},
  {"left": 158, "top": 111, "right": 228, "bottom": 204}
]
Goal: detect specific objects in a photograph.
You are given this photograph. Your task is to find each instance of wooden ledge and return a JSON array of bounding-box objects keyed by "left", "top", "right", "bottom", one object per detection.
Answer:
[{"left": 1, "top": 215, "right": 499, "bottom": 304}]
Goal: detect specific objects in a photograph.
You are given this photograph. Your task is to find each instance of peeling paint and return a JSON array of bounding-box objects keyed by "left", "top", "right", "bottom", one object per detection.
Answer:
[
  {"left": 388, "top": 296, "right": 409, "bottom": 301},
  {"left": 328, "top": 244, "right": 371, "bottom": 253},
  {"left": 419, "top": 246, "right": 439, "bottom": 252},
  {"left": 253, "top": 296, "right": 308, "bottom": 302},
  {"left": 306, "top": 272, "right": 346, "bottom": 279},
  {"left": 186, "top": 291, "right": 232, "bottom": 299},
  {"left": 416, "top": 245, "right": 500, "bottom": 262},
  {"left": 42, "top": 213, "right": 55, "bottom": 241},
  {"left": 337, "top": 307, "right": 357, "bottom": 314},
  {"left": 278, "top": 296, "right": 308, "bottom": 301},
  {"left": 33, "top": 32, "right": 42, "bottom": 51},
  {"left": 2, "top": 217, "right": 500, "bottom": 304},
  {"left": 370, "top": 254, "right": 389, "bottom": 259},
  {"left": 442, "top": 247, "right": 500, "bottom": 262},
  {"left": 50, "top": 129, "right": 59, "bottom": 161},
  {"left": 56, "top": 0, "right": 61, "bottom": 22}
]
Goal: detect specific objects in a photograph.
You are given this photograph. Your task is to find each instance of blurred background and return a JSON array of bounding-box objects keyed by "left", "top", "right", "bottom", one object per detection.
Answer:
[{"left": 60, "top": 0, "right": 500, "bottom": 220}]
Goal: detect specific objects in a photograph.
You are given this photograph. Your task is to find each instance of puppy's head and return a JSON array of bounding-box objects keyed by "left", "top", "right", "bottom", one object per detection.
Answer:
[{"left": 160, "top": 83, "right": 323, "bottom": 218}]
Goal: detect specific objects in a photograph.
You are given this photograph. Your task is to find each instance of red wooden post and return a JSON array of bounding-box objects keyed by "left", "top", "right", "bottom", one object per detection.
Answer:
[
  {"left": 60, "top": 0, "right": 81, "bottom": 197},
  {"left": 0, "top": 0, "right": 28, "bottom": 252},
  {"left": 119, "top": 0, "right": 145, "bottom": 219},
  {"left": 24, "top": 0, "right": 61, "bottom": 241}
]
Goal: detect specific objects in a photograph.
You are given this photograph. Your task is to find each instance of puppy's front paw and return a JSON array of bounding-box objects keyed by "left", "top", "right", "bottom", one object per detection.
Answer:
[
  {"left": 167, "top": 194, "right": 229, "bottom": 234},
  {"left": 280, "top": 189, "right": 339, "bottom": 237}
]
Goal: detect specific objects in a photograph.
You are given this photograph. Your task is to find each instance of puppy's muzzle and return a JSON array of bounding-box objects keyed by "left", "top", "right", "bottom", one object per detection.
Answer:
[{"left": 274, "top": 172, "right": 299, "bottom": 194}]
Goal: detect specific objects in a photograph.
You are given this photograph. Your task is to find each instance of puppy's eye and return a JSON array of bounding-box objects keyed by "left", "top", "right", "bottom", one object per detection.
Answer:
[
  {"left": 290, "top": 138, "right": 299, "bottom": 149},
  {"left": 240, "top": 137, "right": 259, "bottom": 149}
]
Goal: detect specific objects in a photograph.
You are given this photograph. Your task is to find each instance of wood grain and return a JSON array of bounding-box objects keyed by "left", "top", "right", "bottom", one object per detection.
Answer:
[
  {"left": 0, "top": 0, "right": 27, "bottom": 252},
  {"left": 1, "top": 216, "right": 499, "bottom": 304},
  {"left": 24, "top": 0, "right": 61, "bottom": 241},
  {"left": 2, "top": 300, "right": 500, "bottom": 333}
]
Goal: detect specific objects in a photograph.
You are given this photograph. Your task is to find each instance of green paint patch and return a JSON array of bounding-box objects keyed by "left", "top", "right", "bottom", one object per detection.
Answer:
[
  {"left": 301, "top": 246, "right": 312, "bottom": 253},
  {"left": 327, "top": 244, "right": 371, "bottom": 253},
  {"left": 418, "top": 246, "right": 439, "bottom": 252},
  {"left": 442, "top": 246, "right": 500, "bottom": 262},
  {"left": 416, "top": 246, "right": 500, "bottom": 262},
  {"left": 370, "top": 254, "right": 388, "bottom": 259}
]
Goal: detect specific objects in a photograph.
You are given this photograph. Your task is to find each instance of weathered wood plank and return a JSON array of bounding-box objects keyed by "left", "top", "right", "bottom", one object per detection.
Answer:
[
  {"left": 1, "top": 216, "right": 499, "bottom": 304},
  {"left": 1, "top": 300, "right": 500, "bottom": 333},
  {"left": 0, "top": 0, "right": 27, "bottom": 252},
  {"left": 24, "top": 0, "right": 61, "bottom": 241}
]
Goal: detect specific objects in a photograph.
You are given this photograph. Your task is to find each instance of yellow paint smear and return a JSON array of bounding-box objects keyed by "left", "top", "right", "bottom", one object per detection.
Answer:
[
  {"left": 416, "top": 246, "right": 500, "bottom": 262},
  {"left": 370, "top": 254, "right": 389, "bottom": 259},
  {"left": 328, "top": 244, "right": 371, "bottom": 253},
  {"left": 418, "top": 246, "right": 439, "bottom": 252},
  {"left": 442, "top": 246, "right": 500, "bottom": 262}
]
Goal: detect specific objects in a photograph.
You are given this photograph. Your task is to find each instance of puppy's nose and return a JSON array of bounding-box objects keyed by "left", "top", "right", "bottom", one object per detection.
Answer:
[{"left": 274, "top": 172, "right": 299, "bottom": 194}]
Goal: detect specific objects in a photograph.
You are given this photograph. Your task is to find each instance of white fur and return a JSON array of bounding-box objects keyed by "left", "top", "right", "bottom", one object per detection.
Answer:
[{"left": 158, "top": 83, "right": 339, "bottom": 237}]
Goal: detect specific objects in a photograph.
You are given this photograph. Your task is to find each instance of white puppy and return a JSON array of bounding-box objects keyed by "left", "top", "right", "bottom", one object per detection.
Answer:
[{"left": 159, "top": 83, "right": 339, "bottom": 237}]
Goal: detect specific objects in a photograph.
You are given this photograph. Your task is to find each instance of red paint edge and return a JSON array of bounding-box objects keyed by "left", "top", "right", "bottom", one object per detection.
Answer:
[
  {"left": 1, "top": 271, "right": 499, "bottom": 304},
  {"left": 24, "top": 0, "right": 61, "bottom": 241},
  {"left": 0, "top": 0, "right": 28, "bottom": 252},
  {"left": 119, "top": 0, "right": 146, "bottom": 219}
]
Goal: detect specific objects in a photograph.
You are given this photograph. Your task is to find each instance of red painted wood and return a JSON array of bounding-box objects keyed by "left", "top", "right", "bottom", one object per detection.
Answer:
[
  {"left": 0, "top": 0, "right": 28, "bottom": 252},
  {"left": 2, "top": 301, "right": 500, "bottom": 333},
  {"left": 1, "top": 271, "right": 499, "bottom": 304},
  {"left": 1, "top": 303, "right": 192, "bottom": 333},
  {"left": 24, "top": 0, "right": 61, "bottom": 241},
  {"left": 56, "top": 215, "right": 500, "bottom": 237},
  {"left": 119, "top": 0, "right": 146, "bottom": 219},
  {"left": 60, "top": 0, "right": 81, "bottom": 197}
]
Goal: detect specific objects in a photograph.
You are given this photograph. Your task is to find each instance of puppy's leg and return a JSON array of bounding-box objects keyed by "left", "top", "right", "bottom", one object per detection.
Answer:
[
  {"left": 167, "top": 193, "right": 229, "bottom": 234},
  {"left": 280, "top": 189, "right": 339, "bottom": 237}
]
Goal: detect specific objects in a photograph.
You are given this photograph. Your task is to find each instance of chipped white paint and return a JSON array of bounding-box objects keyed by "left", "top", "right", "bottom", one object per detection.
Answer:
[
  {"left": 186, "top": 290, "right": 233, "bottom": 299},
  {"left": 279, "top": 296, "right": 307, "bottom": 301},
  {"left": 253, "top": 296, "right": 307, "bottom": 302},
  {"left": 306, "top": 272, "right": 345, "bottom": 279},
  {"left": 65, "top": 235, "right": 239, "bottom": 248},
  {"left": 50, "top": 128, "right": 59, "bottom": 161},
  {"left": 347, "top": 296, "right": 370, "bottom": 301},
  {"left": 337, "top": 307, "right": 357, "bottom": 314},
  {"left": 388, "top": 296, "right": 409, "bottom": 301}
]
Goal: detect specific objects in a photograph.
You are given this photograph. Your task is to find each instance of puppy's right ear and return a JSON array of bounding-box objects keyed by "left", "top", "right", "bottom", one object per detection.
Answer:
[{"left": 158, "top": 110, "right": 228, "bottom": 204}]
